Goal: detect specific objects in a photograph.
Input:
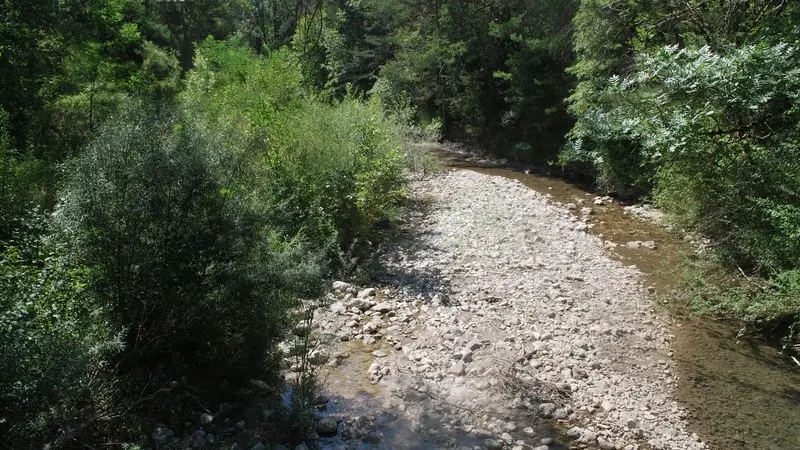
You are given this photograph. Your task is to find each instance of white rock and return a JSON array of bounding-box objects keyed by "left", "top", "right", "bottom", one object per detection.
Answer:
[
  {"left": 449, "top": 361, "right": 465, "bottom": 375},
  {"left": 332, "top": 281, "right": 353, "bottom": 291},
  {"left": 372, "top": 301, "right": 393, "bottom": 313},
  {"left": 346, "top": 298, "right": 370, "bottom": 311},
  {"left": 357, "top": 288, "right": 377, "bottom": 298},
  {"left": 330, "top": 301, "right": 347, "bottom": 315}
]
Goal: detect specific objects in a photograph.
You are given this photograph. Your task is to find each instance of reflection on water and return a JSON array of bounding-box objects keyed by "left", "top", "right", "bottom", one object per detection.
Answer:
[
  {"left": 316, "top": 289, "right": 570, "bottom": 449},
  {"left": 674, "top": 320, "right": 800, "bottom": 450},
  {"left": 437, "top": 149, "right": 799, "bottom": 450},
  {"left": 316, "top": 344, "right": 566, "bottom": 450}
]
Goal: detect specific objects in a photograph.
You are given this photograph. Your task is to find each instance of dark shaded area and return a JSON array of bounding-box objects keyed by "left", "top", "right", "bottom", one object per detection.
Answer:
[{"left": 366, "top": 197, "right": 454, "bottom": 301}]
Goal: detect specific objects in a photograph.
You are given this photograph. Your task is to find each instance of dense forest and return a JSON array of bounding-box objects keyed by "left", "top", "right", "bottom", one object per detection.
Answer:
[{"left": 1, "top": 0, "right": 799, "bottom": 448}]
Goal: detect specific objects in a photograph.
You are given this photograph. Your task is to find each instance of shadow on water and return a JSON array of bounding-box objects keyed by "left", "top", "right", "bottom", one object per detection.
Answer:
[
  {"left": 433, "top": 144, "right": 800, "bottom": 450},
  {"left": 312, "top": 345, "right": 569, "bottom": 450}
]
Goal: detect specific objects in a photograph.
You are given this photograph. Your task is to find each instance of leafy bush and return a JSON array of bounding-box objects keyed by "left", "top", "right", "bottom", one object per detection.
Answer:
[
  {"left": 371, "top": 77, "right": 444, "bottom": 143},
  {"left": 136, "top": 40, "right": 181, "bottom": 98},
  {"left": 183, "top": 39, "right": 408, "bottom": 254},
  {"left": 259, "top": 97, "right": 408, "bottom": 246},
  {"left": 570, "top": 44, "right": 800, "bottom": 271},
  {"left": 0, "top": 109, "right": 54, "bottom": 237},
  {"left": 53, "top": 102, "right": 323, "bottom": 378},
  {"left": 0, "top": 218, "right": 121, "bottom": 447},
  {"left": 567, "top": 42, "right": 800, "bottom": 328},
  {"left": 183, "top": 38, "right": 304, "bottom": 131}
]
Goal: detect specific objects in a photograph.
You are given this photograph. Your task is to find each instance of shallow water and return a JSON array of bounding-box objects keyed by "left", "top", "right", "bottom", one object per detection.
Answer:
[
  {"left": 316, "top": 341, "right": 568, "bottom": 449},
  {"left": 439, "top": 151, "right": 800, "bottom": 450}
]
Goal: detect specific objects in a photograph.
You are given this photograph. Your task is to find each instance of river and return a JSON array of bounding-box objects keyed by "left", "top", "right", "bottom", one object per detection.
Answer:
[{"left": 442, "top": 148, "right": 800, "bottom": 450}]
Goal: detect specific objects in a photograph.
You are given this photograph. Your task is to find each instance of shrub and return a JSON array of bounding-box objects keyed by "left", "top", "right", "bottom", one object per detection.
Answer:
[
  {"left": 182, "top": 39, "right": 408, "bottom": 254},
  {"left": 573, "top": 44, "right": 800, "bottom": 271},
  {"left": 371, "top": 77, "right": 444, "bottom": 143},
  {"left": 676, "top": 258, "right": 800, "bottom": 351},
  {"left": 136, "top": 41, "right": 181, "bottom": 99},
  {"left": 0, "top": 109, "right": 54, "bottom": 238},
  {"left": 182, "top": 38, "right": 304, "bottom": 132},
  {"left": 53, "top": 101, "right": 323, "bottom": 379},
  {"left": 567, "top": 42, "right": 800, "bottom": 329},
  {"left": 258, "top": 97, "right": 408, "bottom": 247},
  {"left": 0, "top": 217, "right": 121, "bottom": 447}
]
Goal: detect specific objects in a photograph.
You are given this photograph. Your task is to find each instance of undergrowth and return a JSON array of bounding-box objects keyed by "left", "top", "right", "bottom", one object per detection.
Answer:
[{"left": 669, "top": 256, "right": 800, "bottom": 355}]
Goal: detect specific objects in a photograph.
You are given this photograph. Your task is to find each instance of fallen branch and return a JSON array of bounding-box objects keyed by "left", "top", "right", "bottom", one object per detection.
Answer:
[
  {"left": 492, "top": 364, "right": 570, "bottom": 405},
  {"left": 736, "top": 266, "right": 770, "bottom": 293}
]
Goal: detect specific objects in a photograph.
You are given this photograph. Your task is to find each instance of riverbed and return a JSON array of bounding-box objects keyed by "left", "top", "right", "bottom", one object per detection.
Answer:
[{"left": 442, "top": 147, "right": 800, "bottom": 450}]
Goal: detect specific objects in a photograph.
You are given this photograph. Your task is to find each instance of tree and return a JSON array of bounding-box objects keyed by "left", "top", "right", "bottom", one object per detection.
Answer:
[{"left": 54, "top": 102, "right": 319, "bottom": 377}]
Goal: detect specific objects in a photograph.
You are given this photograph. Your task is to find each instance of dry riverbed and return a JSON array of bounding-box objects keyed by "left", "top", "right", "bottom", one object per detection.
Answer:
[{"left": 302, "top": 170, "right": 707, "bottom": 450}]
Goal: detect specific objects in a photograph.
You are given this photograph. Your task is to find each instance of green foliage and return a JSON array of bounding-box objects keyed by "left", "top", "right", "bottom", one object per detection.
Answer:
[
  {"left": 147, "top": 0, "right": 249, "bottom": 69},
  {"left": 290, "top": 0, "right": 408, "bottom": 96},
  {"left": 1, "top": 3, "right": 414, "bottom": 447},
  {"left": 564, "top": 0, "right": 647, "bottom": 194},
  {"left": 259, "top": 97, "right": 408, "bottom": 246},
  {"left": 183, "top": 39, "right": 408, "bottom": 253},
  {"left": 573, "top": 43, "right": 800, "bottom": 273},
  {"left": 565, "top": 2, "right": 800, "bottom": 332},
  {"left": 53, "top": 102, "right": 323, "bottom": 377},
  {"left": 486, "top": 1, "right": 578, "bottom": 155},
  {"left": 283, "top": 0, "right": 577, "bottom": 160},
  {"left": 0, "top": 218, "right": 121, "bottom": 447},
  {"left": 676, "top": 258, "right": 800, "bottom": 348},
  {"left": 0, "top": 109, "right": 53, "bottom": 236},
  {"left": 0, "top": 0, "right": 194, "bottom": 218},
  {"left": 1, "top": 0, "right": 149, "bottom": 144},
  {"left": 565, "top": 0, "right": 800, "bottom": 190},
  {"left": 136, "top": 41, "right": 182, "bottom": 98},
  {"left": 184, "top": 38, "right": 304, "bottom": 131},
  {"left": 567, "top": 0, "right": 638, "bottom": 116},
  {"left": 291, "top": 9, "right": 348, "bottom": 94}
]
